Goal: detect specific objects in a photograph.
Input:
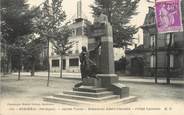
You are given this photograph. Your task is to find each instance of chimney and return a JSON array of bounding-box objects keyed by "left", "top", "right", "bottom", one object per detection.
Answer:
[{"left": 77, "top": 0, "right": 82, "bottom": 19}]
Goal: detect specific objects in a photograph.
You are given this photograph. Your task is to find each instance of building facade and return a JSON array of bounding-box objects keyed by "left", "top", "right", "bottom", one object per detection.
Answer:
[
  {"left": 49, "top": 18, "right": 90, "bottom": 73},
  {"left": 49, "top": 0, "right": 89, "bottom": 73},
  {"left": 126, "top": 7, "right": 184, "bottom": 77}
]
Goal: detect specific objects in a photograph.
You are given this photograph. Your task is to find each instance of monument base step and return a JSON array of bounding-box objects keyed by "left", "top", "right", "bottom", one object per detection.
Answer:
[
  {"left": 43, "top": 78, "right": 137, "bottom": 106},
  {"left": 53, "top": 93, "right": 120, "bottom": 102},
  {"left": 43, "top": 96, "right": 92, "bottom": 106},
  {"left": 73, "top": 86, "right": 107, "bottom": 93},
  {"left": 43, "top": 96, "right": 137, "bottom": 106},
  {"left": 43, "top": 86, "right": 137, "bottom": 106},
  {"left": 106, "top": 96, "right": 137, "bottom": 105},
  {"left": 63, "top": 90, "right": 113, "bottom": 98}
]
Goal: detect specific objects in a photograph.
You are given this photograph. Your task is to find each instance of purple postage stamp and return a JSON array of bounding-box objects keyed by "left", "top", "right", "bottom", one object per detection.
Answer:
[{"left": 155, "top": 0, "right": 183, "bottom": 33}]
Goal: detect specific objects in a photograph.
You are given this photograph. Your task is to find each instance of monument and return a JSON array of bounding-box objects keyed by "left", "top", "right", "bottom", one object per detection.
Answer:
[
  {"left": 77, "top": 12, "right": 130, "bottom": 98},
  {"left": 44, "top": 12, "right": 136, "bottom": 106}
]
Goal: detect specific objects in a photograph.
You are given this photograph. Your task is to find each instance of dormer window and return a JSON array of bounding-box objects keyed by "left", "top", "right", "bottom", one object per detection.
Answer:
[
  {"left": 150, "top": 34, "right": 156, "bottom": 48},
  {"left": 76, "top": 27, "right": 82, "bottom": 36},
  {"left": 72, "top": 29, "right": 76, "bottom": 36},
  {"left": 148, "top": 17, "right": 153, "bottom": 24},
  {"left": 150, "top": 16, "right": 155, "bottom": 24}
]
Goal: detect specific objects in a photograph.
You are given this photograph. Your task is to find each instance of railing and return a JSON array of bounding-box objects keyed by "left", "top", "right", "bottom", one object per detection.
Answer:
[{"left": 145, "top": 67, "right": 182, "bottom": 77}]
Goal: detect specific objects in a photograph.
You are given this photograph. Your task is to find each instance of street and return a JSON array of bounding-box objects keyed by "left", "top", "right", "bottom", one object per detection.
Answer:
[
  {"left": 1, "top": 73, "right": 184, "bottom": 104},
  {"left": 1, "top": 73, "right": 184, "bottom": 115}
]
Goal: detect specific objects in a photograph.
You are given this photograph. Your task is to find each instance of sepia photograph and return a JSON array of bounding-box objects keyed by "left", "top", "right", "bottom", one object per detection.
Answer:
[{"left": 1, "top": 0, "right": 184, "bottom": 115}]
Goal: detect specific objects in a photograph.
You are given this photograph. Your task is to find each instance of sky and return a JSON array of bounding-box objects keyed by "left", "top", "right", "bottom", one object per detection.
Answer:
[
  {"left": 28, "top": 0, "right": 94, "bottom": 21},
  {"left": 28, "top": 0, "right": 154, "bottom": 45},
  {"left": 130, "top": 0, "right": 154, "bottom": 45}
]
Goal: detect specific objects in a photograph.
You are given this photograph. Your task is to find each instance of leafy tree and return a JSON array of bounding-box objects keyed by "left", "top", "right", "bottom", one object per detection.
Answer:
[
  {"left": 34, "top": 0, "right": 71, "bottom": 86},
  {"left": 91, "top": 0, "right": 140, "bottom": 49},
  {"left": 24, "top": 34, "right": 46, "bottom": 76},
  {"left": 1, "top": 0, "right": 33, "bottom": 79},
  {"left": 51, "top": 25, "right": 72, "bottom": 78}
]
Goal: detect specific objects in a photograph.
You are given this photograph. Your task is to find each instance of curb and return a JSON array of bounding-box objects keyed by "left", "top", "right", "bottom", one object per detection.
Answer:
[{"left": 3, "top": 73, "right": 184, "bottom": 85}]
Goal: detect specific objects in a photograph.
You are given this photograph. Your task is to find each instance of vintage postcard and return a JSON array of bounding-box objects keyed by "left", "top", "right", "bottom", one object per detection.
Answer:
[{"left": 1, "top": 0, "right": 184, "bottom": 115}]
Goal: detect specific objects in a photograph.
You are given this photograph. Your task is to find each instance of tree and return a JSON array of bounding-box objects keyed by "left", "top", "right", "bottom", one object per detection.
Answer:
[
  {"left": 49, "top": 0, "right": 73, "bottom": 78},
  {"left": 34, "top": 0, "right": 69, "bottom": 86},
  {"left": 51, "top": 25, "right": 72, "bottom": 78},
  {"left": 91, "top": 0, "right": 140, "bottom": 49},
  {"left": 24, "top": 34, "right": 46, "bottom": 76},
  {"left": 1, "top": 0, "right": 33, "bottom": 80}
]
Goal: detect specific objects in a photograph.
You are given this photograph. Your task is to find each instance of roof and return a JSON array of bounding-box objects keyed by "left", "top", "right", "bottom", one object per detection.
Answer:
[{"left": 125, "top": 45, "right": 147, "bottom": 54}]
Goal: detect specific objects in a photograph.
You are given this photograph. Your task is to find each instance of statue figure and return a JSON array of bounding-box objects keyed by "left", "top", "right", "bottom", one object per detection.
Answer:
[
  {"left": 79, "top": 46, "right": 88, "bottom": 80},
  {"left": 79, "top": 42, "right": 101, "bottom": 80},
  {"left": 75, "top": 43, "right": 101, "bottom": 88}
]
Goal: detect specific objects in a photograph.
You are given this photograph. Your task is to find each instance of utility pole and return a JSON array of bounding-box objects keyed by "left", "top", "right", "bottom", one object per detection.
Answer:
[
  {"left": 47, "top": 38, "right": 50, "bottom": 87},
  {"left": 147, "top": 0, "right": 158, "bottom": 84},
  {"left": 166, "top": 33, "right": 172, "bottom": 84},
  {"left": 155, "top": 32, "right": 158, "bottom": 84}
]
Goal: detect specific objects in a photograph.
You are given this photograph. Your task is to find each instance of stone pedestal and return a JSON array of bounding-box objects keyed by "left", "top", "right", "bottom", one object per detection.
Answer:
[
  {"left": 96, "top": 74, "right": 129, "bottom": 98},
  {"left": 82, "top": 77, "right": 100, "bottom": 88},
  {"left": 96, "top": 74, "right": 118, "bottom": 87},
  {"left": 77, "top": 74, "right": 129, "bottom": 99},
  {"left": 111, "top": 83, "right": 129, "bottom": 98},
  {"left": 100, "top": 22, "right": 115, "bottom": 74}
]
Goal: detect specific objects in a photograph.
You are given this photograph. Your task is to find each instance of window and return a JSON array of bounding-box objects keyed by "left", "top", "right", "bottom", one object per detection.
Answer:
[
  {"left": 69, "top": 58, "right": 79, "bottom": 66},
  {"left": 72, "top": 29, "right": 76, "bottom": 36},
  {"left": 150, "top": 55, "right": 155, "bottom": 68},
  {"left": 170, "top": 54, "right": 174, "bottom": 68},
  {"left": 166, "top": 33, "right": 174, "bottom": 46},
  {"left": 75, "top": 50, "right": 79, "bottom": 54},
  {"left": 51, "top": 52, "right": 54, "bottom": 56},
  {"left": 68, "top": 50, "right": 72, "bottom": 54},
  {"left": 151, "top": 17, "right": 155, "bottom": 24},
  {"left": 52, "top": 59, "right": 59, "bottom": 67},
  {"left": 76, "top": 27, "right": 82, "bottom": 36},
  {"left": 150, "top": 35, "right": 156, "bottom": 48},
  {"left": 149, "top": 17, "right": 155, "bottom": 24},
  {"left": 75, "top": 43, "right": 79, "bottom": 54},
  {"left": 51, "top": 46, "right": 56, "bottom": 56}
]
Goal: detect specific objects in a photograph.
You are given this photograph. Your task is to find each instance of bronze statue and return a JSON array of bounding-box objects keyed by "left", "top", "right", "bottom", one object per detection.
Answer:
[
  {"left": 79, "top": 46, "right": 88, "bottom": 80},
  {"left": 74, "top": 44, "right": 101, "bottom": 88},
  {"left": 79, "top": 42, "right": 101, "bottom": 80}
]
